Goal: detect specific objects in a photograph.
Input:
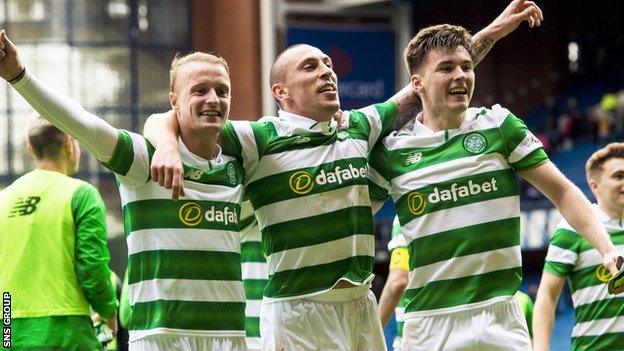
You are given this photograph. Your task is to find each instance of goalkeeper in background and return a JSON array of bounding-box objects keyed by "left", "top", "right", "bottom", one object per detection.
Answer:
[{"left": 0, "top": 115, "right": 118, "bottom": 349}]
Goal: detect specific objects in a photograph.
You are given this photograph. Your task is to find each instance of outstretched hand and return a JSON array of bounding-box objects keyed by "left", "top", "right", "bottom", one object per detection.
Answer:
[
  {"left": 490, "top": 0, "right": 544, "bottom": 40},
  {"left": 0, "top": 30, "right": 25, "bottom": 81}
]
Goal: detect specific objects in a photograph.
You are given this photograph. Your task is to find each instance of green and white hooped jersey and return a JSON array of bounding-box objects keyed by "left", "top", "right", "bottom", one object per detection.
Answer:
[
  {"left": 388, "top": 216, "right": 409, "bottom": 347},
  {"left": 369, "top": 104, "right": 547, "bottom": 317},
  {"left": 103, "top": 130, "right": 245, "bottom": 341},
  {"left": 544, "top": 205, "right": 624, "bottom": 350},
  {"left": 239, "top": 202, "right": 268, "bottom": 350},
  {"left": 221, "top": 101, "right": 398, "bottom": 300}
]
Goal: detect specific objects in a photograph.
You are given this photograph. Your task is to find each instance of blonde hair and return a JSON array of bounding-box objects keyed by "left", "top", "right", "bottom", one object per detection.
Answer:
[
  {"left": 586, "top": 142, "right": 624, "bottom": 182},
  {"left": 169, "top": 52, "right": 229, "bottom": 93},
  {"left": 404, "top": 24, "right": 473, "bottom": 74}
]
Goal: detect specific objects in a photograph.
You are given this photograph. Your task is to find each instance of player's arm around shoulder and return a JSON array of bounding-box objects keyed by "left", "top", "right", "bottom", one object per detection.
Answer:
[
  {"left": 143, "top": 110, "right": 187, "bottom": 200},
  {"left": 518, "top": 163, "right": 620, "bottom": 274},
  {"left": 367, "top": 141, "right": 392, "bottom": 208},
  {"left": 71, "top": 183, "right": 118, "bottom": 330}
]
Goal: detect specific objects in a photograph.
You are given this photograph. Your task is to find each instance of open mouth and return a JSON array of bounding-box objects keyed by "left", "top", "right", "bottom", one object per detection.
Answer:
[
  {"left": 199, "top": 110, "right": 222, "bottom": 117},
  {"left": 318, "top": 83, "right": 337, "bottom": 93},
  {"left": 448, "top": 87, "right": 468, "bottom": 96}
]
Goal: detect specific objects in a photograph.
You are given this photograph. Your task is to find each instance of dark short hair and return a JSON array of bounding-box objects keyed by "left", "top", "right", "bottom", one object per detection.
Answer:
[
  {"left": 27, "top": 115, "right": 68, "bottom": 160},
  {"left": 404, "top": 24, "right": 473, "bottom": 74}
]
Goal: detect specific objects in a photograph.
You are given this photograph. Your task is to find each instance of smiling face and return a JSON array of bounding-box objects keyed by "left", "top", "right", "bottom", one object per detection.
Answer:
[
  {"left": 271, "top": 45, "right": 339, "bottom": 121},
  {"left": 591, "top": 158, "right": 624, "bottom": 213},
  {"left": 170, "top": 60, "right": 231, "bottom": 135},
  {"left": 412, "top": 45, "right": 475, "bottom": 119}
]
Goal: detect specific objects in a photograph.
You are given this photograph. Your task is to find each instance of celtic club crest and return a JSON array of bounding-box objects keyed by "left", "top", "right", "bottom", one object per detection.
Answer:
[
  {"left": 227, "top": 163, "right": 237, "bottom": 185},
  {"left": 462, "top": 132, "right": 487, "bottom": 154}
]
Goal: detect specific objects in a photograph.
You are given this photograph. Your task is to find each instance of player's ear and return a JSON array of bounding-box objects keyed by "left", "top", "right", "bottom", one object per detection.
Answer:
[
  {"left": 272, "top": 82, "right": 288, "bottom": 102},
  {"left": 588, "top": 176, "right": 599, "bottom": 194},
  {"left": 170, "top": 91, "right": 179, "bottom": 112},
  {"left": 411, "top": 74, "right": 424, "bottom": 95},
  {"left": 26, "top": 142, "right": 36, "bottom": 158}
]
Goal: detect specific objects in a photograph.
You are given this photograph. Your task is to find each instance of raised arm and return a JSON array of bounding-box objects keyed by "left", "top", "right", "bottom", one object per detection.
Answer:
[
  {"left": 0, "top": 30, "right": 118, "bottom": 162},
  {"left": 472, "top": 0, "right": 543, "bottom": 65},
  {"left": 143, "top": 110, "right": 185, "bottom": 200},
  {"left": 532, "top": 272, "right": 565, "bottom": 351},
  {"left": 390, "top": 0, "right": 544, "bottom": 130},
  {"left": 519, "top": 162, "right": 620, "bottom": 273}
]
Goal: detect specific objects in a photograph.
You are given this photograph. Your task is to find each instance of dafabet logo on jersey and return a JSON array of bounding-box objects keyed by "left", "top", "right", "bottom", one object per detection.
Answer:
[
  {"left": 407, "top": 192, "right": 426, "bottom": 215},
  {"left": 178, "top": 202, "right": 238, "bottom": 227},
  {"left": 288, "top": 164, "right": 368, "bottom": 195},
  {"left": 596, "top": 265, "right": 612, "bottom": 283},
  {"left": 289, "top": 171, "right": 314, "bottom": 195},
  {"left": 179, "top": 203, "right": 203, "bottom": 226},
  {"left": 406, "top": 178, "right": 499, "bottom": 215}
]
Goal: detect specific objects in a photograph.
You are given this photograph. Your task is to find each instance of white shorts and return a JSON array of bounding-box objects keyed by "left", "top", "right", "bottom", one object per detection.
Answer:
[
  {"left": 128, "top": 334, "right": 247, "bottom": 351},
  {"left": 260, "top": 286, "right": 387, "bottom": 351},
  {"left": 401, "top": 298, "right": 531, "bottom": 351},
  {"left": 392, "top": 336, "right": 402, "bottom": 351},
  {"left": 247, "top": 336, "right": 261, "bottom": 351}
]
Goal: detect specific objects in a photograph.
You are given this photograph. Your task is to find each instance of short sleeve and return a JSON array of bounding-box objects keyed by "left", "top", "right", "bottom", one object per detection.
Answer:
[
  {"left": 349, "top": 100, "right": 398, "bottom": 152},
  {"left": 368, "top": 142, "right": 391, "bottom": 203},
  {"left": 222, "top": 120, "right": 263, "bottom": 182},
  {"left": 497, "top": 110, "right": 548, "bottom": 171},
  {"left": 100, "top": 130, "right": 152, "bottom": 187},
  {"left": 543, "top": 227, "right": 580, "bottom": 277}
]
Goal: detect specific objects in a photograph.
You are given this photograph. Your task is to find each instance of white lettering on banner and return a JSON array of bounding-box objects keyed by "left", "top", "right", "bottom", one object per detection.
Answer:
[{"left": 340, "top": 79, "right": 385, "bottom": 100}]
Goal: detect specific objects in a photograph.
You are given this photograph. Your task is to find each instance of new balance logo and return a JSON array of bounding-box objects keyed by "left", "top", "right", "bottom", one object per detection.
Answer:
[
  {"left": 293, "top": 136, "right": 311, "bottom": 145},
  {"left": 404, "top": 152, "right": 422, "bottom": 166},
  {"left": 8, "top": 196, "right": 41, "bottom": 218}
]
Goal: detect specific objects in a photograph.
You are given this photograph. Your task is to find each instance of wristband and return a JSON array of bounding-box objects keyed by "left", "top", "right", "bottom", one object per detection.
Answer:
[{"left": 8, "top": 67, "right": 26, "bottom": 84}]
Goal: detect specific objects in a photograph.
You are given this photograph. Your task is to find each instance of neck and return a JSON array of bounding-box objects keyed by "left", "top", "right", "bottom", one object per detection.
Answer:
[
  {"left": 282, "top": 105, "right": 335, "bottom": 122},
  {"left": 36, "top": 158, "right": 70, "bottom": 175},
  {"left": 310, "top": 113, "right": 333, "bottom": 122},
  {"left": 421, "top": 106, "right": 465, "bottom": 131},
  {"left": 598, "top": 200, "right": 624, "bottom": 220},
  {"left": 179, "top": 128, "right": 219, "bottom": 160}
]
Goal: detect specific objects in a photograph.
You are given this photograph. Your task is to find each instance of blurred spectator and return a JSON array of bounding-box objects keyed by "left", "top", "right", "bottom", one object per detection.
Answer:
[
  {"left": 587, "top": 106, "right": 612, "bottom": 143},
  {"left": 614, "top": 90, "right": 624, "bottom": 137}
]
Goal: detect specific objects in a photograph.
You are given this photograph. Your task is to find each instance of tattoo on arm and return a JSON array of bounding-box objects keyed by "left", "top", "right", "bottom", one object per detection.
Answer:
[
  {"left": 393, "top": 97, "right": 421, "bottom": 131},
  {"left": 472, "top": 36, "right": 495, "bottom": 67}
]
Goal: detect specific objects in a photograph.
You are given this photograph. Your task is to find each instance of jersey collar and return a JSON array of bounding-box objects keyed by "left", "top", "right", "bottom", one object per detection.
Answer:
[
  {"left": 278, "top": 110, "right": 338, "bottom": 134},
  {"left": 178, "top": 137, "right": 224, "bottom": 170},
  {"left": 411, "top": 108, "right": 481, "bottom": 136},
  {"left": 593, "top": 203, "right": 624, "bottom": 229}
]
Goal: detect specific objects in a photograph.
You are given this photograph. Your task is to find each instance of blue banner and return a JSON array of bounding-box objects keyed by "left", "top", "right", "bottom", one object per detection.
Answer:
[{"left": 287, "top": 26, "right": 395, "bottom": 110}]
